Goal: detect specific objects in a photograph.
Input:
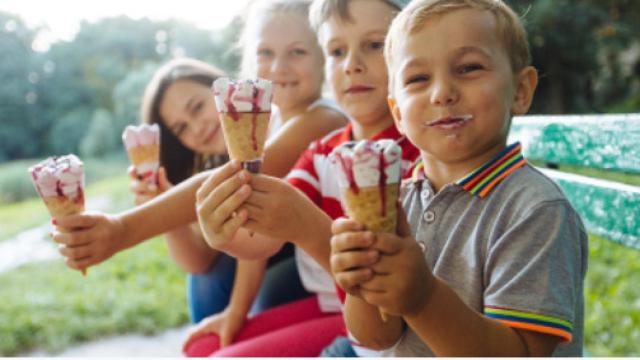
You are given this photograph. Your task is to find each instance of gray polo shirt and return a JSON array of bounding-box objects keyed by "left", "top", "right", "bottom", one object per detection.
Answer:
[{"left": 383, "top": 144, "right": 588, "bottom": 357}]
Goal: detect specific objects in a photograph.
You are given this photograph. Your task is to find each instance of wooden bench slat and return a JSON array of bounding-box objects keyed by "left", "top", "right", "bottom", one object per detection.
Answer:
[
  {"left": 540, "top": 168, "right": 640, "bottom": 250},
  {"left": 510, "top": 114, "right": 640, "bottom": 174}
]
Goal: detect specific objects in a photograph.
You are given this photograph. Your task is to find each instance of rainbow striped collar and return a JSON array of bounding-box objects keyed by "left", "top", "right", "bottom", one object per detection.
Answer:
[{"left": 411, "top": 142, "right": 527, "bottom": 198}]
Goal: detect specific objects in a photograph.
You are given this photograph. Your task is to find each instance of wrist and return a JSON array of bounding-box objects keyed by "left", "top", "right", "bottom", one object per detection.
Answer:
[{"left": 404, "top": 273, "right": 441, "bottom": 321}]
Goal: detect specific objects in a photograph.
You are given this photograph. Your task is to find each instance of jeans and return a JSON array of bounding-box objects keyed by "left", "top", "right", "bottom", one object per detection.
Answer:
[{"left": 187, "top": 244, "right": 309, "bottom": 323}]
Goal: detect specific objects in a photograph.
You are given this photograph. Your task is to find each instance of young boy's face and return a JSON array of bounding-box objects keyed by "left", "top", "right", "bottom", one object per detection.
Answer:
[
  {"left": 389, "top": 8, "right": 536, "bottom": 165},
  {"left": 319, "top": 0, "right": 397, "bottom": 128}
]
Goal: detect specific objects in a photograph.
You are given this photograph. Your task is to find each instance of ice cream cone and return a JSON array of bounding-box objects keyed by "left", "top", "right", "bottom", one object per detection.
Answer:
[
  {"left": 29, "top": 155, "right": 87, "bottom": 275},
  {"left": 213, "top": 78, "right": 273, "bottom": 173},
  {"left": 341, "top": 183, "right": 399, "bottom": 234},
  {"left": 330, "top": 139, "right": 404, "bottom": 322},
  {"left": 122, "top": 124, "right": 160, "bottom": 185}
]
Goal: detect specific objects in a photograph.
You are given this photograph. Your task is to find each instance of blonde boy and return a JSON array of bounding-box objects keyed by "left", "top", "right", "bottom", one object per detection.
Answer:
[{"left": 330, "top": 0, "right": 588, "bottom": 356}]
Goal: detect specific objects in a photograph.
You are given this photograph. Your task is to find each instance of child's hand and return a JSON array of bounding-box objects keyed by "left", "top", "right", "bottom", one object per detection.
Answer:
[
  {"left": 330, "top": 218, "right": 379, "bottom": 296},
  {"left": 128, "top": 166, "right": 172, "bottom": 205},
  {"left": 182, "top": 307, "right": 246, "bottom": 352},
  {"left": 196, "top": 161, "right": 251, "bottom": 249},
  {"left": 242, "top": 174, "right": 325, "bottom": 242},
  {"left": 358, "top": 209, "right": 436, "bottom": 317},
  {"left": 50, "top": 212, "right": 125, "bottom": 272}
]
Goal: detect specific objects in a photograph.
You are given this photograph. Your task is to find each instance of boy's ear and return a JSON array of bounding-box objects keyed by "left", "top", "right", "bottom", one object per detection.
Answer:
[
  {"left": 511, "top": 66, "right": 538, "bottom": 115},
  {"left": 388, "top": 96, "right": 405, "bottom": 134}
]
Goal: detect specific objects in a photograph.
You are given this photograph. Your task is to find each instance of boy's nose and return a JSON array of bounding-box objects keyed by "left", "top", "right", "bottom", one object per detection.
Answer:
[
  {"left": 344, "top": 52, "right": 364, "bottom": 75},
  {"left": 430, "top": 79, "right": 458, "bottom": 106}
]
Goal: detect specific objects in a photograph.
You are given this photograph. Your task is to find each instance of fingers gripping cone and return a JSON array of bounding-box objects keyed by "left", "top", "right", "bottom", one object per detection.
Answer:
[
  {"left": 29, "top": 155, "right": 87, "bottom": 275},
  {"left": 122, "top": 123, "right": 160, "bottom": 187},
  {"left": 212, "top": 78, "right": 273, "bottom": 173},
  {"left": 330, "top": 139, "right": 403, "bottom": 322}
]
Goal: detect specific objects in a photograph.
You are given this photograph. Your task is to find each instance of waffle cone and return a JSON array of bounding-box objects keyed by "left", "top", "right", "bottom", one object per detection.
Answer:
[
  {"left": 127, "top": 144, "right": 159, "bottom": 166},
  {"left": 220, "top": 112, "right": 270, "bottom": 162},
  {"left": 43, "top": 196, "right": 84, "bottom": 218},
  {"left": 341, "top": 183, "right": 399, "bottom": 233}
]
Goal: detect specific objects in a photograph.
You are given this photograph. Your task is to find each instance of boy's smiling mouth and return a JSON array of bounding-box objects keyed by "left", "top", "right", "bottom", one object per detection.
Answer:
[{"left": 423, "top": 114, "right": 473, "bottom": 130}]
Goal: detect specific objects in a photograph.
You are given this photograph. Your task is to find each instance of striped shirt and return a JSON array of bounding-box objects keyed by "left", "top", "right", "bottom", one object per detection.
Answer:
[{"left": 286, "top": 122, "right": 420, "bottom": 313}]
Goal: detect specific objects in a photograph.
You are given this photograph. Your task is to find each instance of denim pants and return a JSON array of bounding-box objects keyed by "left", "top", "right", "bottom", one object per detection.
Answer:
[{"left": 187, "top": 244, "right": 309, "bottom": 322}]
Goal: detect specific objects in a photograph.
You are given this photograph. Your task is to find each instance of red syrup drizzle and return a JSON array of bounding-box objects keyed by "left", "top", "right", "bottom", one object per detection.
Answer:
[
  {"left": 225, "top": 84, "right": 239, "bottom": 121},
  {"left": 337, "top": 155, "right": 359, "bottom": 195},
  {"left": 251, "top": 86, "right": 266, "bottom": 152},
  {"left": 378, "top": 149, "right": 387, "bottom": 217}
]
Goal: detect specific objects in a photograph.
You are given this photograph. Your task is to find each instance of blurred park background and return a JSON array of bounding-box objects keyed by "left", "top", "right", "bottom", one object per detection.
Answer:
[{"left": 0, "top": 0, "right": 639, "bottom": 356}]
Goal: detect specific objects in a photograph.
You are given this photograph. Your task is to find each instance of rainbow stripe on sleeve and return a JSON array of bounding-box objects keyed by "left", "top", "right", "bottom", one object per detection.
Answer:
[{"left": 485, "top": 306, "right": 573, "bottom": 342}]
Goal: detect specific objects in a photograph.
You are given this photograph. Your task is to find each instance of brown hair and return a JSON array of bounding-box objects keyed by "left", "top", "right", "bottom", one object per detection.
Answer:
[
  {"left": 385, "top": 0, "right": 531, "bottom": 93},
  {"left": 140, "top": 58, "right": 228, "bottom": 184},
  {"left": 309, "top": 0, "right": 405, "bottom": 32}
]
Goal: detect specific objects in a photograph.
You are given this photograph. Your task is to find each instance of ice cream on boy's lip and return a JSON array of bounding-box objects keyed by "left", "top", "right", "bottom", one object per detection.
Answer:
[
  {"left": 29, "top": 154, "right": 85, "bottom": 216},
  {"left": 212, "top": 78, "right": 273, "bottom": 173},
  {"left": 122, "top": 123, "right": 160, "bottom": 184}
]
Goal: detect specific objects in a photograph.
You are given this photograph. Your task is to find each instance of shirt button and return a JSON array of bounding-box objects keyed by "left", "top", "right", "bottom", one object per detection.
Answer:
[
  {"left": 417, "top": 241, "right": 426, "bottom": 252},
  {"left": 423, "top": 210, "right": 436, "bottom": 223}
]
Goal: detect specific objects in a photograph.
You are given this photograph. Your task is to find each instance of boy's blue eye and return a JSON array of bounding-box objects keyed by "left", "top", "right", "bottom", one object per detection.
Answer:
[
  {"left": 192, "top": 101, "right": 203, "bottom": 116},
  {"left": 329, "top": 48, "right": 343, "bottom": 57},
  {"left": 405, "top": 74, "right": 429, "bottom": 85},
  {"left": 459, "top": 63, "right": 483, "bottom": 74},
  {"left": 370, "top": 41, "right": 384, "bottom": 50}
]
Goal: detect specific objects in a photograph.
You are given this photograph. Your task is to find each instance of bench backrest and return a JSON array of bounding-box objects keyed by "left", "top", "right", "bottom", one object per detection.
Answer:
[{"left": 509, "top": 114, "right": 640, "bottom": 250}]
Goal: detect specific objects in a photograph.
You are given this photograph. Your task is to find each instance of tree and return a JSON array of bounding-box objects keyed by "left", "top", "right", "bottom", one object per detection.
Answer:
[{"left": 80, "top": 109, "right": 117, "bottom": 158}]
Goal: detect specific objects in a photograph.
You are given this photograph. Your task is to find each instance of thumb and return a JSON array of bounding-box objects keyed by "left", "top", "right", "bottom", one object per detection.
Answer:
[
  {"left": 157, "top": 167, "right": 173, "bottom": 191},
  {"left": 219, "top": 326, "right": 233, "bottom": 348},
  {"left": 55, "top": 213, "right": 98, "bottom": 230},
  {"left": 396, "top": 201, "right": 412, "bottom": 237},
  {"left": 127, "top": 165, "right": 136, "bottom": 178}
]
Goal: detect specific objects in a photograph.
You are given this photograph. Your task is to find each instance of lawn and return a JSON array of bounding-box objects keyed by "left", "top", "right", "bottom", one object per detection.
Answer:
[{"left": 0, "top": 172, "right": 190, "bottom": 356}]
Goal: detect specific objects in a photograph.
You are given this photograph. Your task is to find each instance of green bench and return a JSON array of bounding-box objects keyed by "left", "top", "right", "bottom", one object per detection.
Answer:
[
  {"left": 510, "top": 114, "right": 640, "bottom": 355},
  {"left": 510, "top": 113, "right": 640, "bottom": 250}
]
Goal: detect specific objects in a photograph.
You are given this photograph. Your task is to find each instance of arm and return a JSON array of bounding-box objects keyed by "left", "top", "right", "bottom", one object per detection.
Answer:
[
  {"left": 262, "top": 106, "right": 346, "bottom": 178},
  {"left": 130, "top": 166, "right": 217, "bottom": 274},
  {"left": 52, "top": 168, "right": 214, "bottom": 271}
]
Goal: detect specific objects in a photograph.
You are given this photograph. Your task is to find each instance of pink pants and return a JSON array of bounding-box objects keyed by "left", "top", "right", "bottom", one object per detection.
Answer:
[{"left": 184, "top": 296, "right": 345, "bottom": 357}]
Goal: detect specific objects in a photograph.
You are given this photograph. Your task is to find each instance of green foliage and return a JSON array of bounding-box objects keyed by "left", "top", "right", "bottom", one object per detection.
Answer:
[
  {"left": 112, "top": 62, "right": 158, "bottom": 131},
  {"left": 46, "top": 108, "right": 92, "bottom": 156},
  {"left": 79, "top": 109, "right": 118, "bottom": 158},
  {"left": 585, "top": 235, "right": 640, "bottom": 356},
  {"left": 0, "top": 239, "right": 188, "bottom": 356}
]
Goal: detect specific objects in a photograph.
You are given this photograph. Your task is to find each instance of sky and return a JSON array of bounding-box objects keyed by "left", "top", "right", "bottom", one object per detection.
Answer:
[{"left": 0, "top": 0, "right": 249, "bottom": 50}]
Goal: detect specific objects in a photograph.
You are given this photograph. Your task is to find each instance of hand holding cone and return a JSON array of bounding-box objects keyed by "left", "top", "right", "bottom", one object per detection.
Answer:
[{"left": 330, "top": 139, "right": 403, "bottom": 322}]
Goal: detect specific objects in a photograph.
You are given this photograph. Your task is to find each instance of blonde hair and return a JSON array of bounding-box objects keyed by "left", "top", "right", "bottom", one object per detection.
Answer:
[
  {"left": 385, "top": 0, "right": 531, "bottom": 93},
  {"left": 239, "top": 0, "right": 320, "bottom": 78},
  {"left": 309, "top": 0, "right": 405, "bottom": 32}
]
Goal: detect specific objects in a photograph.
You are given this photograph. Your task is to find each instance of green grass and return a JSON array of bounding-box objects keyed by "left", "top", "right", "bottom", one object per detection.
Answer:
[
  {"left": 0, "top": 175, "right": 131, "bottom": 243},
  {"left": 0, "top": 239, "right": 189, "bottom": 356},
  {"left": 584, "top": 235, "right": 640, "bottom": 356}
]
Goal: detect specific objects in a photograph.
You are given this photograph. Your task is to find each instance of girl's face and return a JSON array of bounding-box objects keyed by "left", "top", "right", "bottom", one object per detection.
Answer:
[
  {"left": 160, "top": 79, "right": 227, "bottom": 155},
  {"left": 252, "top": 12, "right": 324, "bottom": 114}
]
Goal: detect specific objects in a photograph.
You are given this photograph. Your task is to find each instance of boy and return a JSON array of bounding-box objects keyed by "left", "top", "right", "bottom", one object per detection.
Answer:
[{"left": 329, "top": 0, "right": 588, "bottom": 356}]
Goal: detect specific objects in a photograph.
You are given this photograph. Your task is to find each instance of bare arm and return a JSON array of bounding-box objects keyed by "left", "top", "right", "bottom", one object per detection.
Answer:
[
  {"left": 262, "top": 106, "right": 346, "bottom": 178},
  {"left": 164, "top": 224, "right": 218, "bottom": 274}
]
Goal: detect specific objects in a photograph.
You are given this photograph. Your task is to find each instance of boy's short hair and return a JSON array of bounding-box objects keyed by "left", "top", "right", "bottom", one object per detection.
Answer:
[
  {"left": 385, "top": 0, "right": 531, "bottom": 92},
  {"left": 309, "top": 0, "right": 409, "bottom": 31}
]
